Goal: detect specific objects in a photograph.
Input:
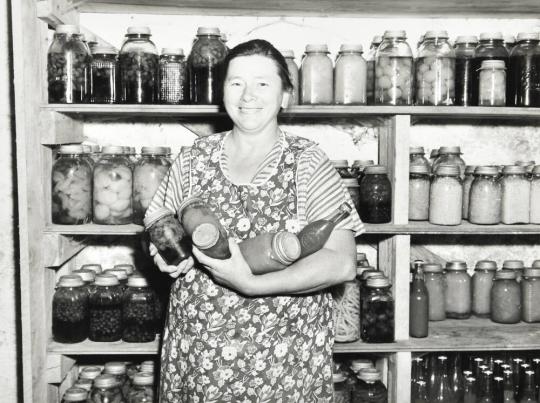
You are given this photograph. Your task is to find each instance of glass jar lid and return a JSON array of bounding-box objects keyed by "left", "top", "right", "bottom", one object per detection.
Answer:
[
  {"left": 104, "top": 268, "right": 128, "bottom": 281},
  {"left": 496, "top": 270, "right": 517, "bottom": 280},
  {"left": 127, "top": 274, "right": 149, "bottom": 287},
  {"left": 358, "top": 368, "right": 381, "bottom": 382},
  {"left": 305, "top": 44, "right": 329, "bottom": 53},
  {"left": 57, "top": 274, "right": 84, "bottom": 288},
  {"left": 80, "top": 263, "right": 102, "bottom": 274},
  {"left": 516, "top": 32, "right": 539, "bottom": 42},
  {"left": 350, "top": 358, "right": 374, "bottom": 372},
  {"left": 94, "top": 374, "right": 118, "bottom": 389},
  {"left": 133, "top": 372, "right": 154, "bottom": 386},
  {"left": 410, "top": 165, "right": 430, "bottom": 175},
  {"left": 364, "top": 165, "right": 387, "bottom": 175},
  {"left": 56, "top": 24, "right": 79, "bottom": 35},
  {"left": 104, "top": 361, "right": 127, "bottom": 375},
  {"left": 94, "top": 273, "right": 120, "bottom": 287},
  {"left": 141, "top": 146, "right": 172, "bottom": 156},
  {"left": 330, "top": 160, "right": 349, "bottom": 169},
  {"left": 503, "top": 260, "right": 525, "bottom": 269},
  {"left": 79, "top": 366, "right": 102, "bottom": 380},
  {"left": 127, "top": 26, "right": 151, "bottom": 35},
  {"left": 480, "top": 60, "right": 506, "bottom": 69},
  {"left": 71, "top": 269, "right": 96, "bottom": 283},
  {"left": 409, "top": 146, "right": 425, "bottom": 154},
  {"left": 422, "top": 263, "right": 443, "bottom": 273},
  {"left": 161, "top": 47, "right": 184, "bottom": 56},
  {"left": 479, "top": 32, "right": 503, "bottom": 41},
  {"left": 438, "top": 146, "right": 462, "bottom": 155},
  {"left": 503, "top": 165, "right": 526, "bottom": 175},
  {"left": 196, "top": 27, "right": 220, "bottom": 36},
  {"left": 524, "top": 268, "right": 540, "bottom": 278},
  {"left": 101, "top": 145, "right": 125, "bottom": 155},
  {"left": 332, "top": 372, "right": 347, "bottom": 383},
  {"left": 455, "top": 35, "right": 478, "bottom": 45},
  {"left": 192, "top": 223, "right": 219, "bottom": 249},
  {"left": 474, "top": 260, "right": 497, "bottom": 271},
  {"left": 92, "top": 46, "right": 118, "bottom": 55},
  {"left": 62, "top": 387, "right": 88, "bottom": 401},
  {"left": 474, "top": 166, "right": 499, "bottom": 176},
  {"left": 446, "top": 260, "right": 467, "bottom": 271},
  {"left": 424, "top": 30, "right": 449, "bottom": 39},
  {"left": 339, "top": 43, "right": 363, "bottom": 53},
  {"left": 366, "top": 277, "right": 390, "bottom": 288},
  {"left": 435, "top": 165, "right": 460, "bottom": 176},
  {"left": 58, "top": 145, "right": 84, "bottom": 155},
  {"left": 383, "top": 30, "right": 407, "bottom": 39}
]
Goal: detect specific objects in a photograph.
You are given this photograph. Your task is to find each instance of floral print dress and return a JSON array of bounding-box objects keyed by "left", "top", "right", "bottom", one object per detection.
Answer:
[{"left": 159, "top": 133, "right": 337, "bottom": 403}]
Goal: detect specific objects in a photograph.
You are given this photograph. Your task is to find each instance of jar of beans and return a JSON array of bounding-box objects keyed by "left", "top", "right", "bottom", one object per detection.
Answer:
[
  {"left": 89, "top": 46, "right": 118, "bottom": 104},
  {"left": 89, "top": 374, "right": 123, "bottom": 403},
  {"left": 61, "top": 387, "right": 88, "bottom": 403},
  {"left": 454, "top": 36, "right": 478, "bottom": 106},
  {"left": 47, "top": 25, "right": 90, "bottom": 103},
  {"left": 361, "top": 277, "right": 394, "bottom": 343},
  {"left": 52, "top": 145, "right": 92, "bottom": 225},
  {"left": 479, "top": 60, "right": 507, "bottom": 106},
  {"left": 375, "top": 30, "right": 414, "bottom": 105},
  {"left": 281, "top": 50, "right": 299, "bottom": 106},
  {"left": 415, "top": 30, "right": 455, "bottom": 106},
  {"left": 366, "top": 35, "right": 382, "bottom": 105},
  {"left": 468, "top": 166, "right": 502, "bottom": 225},
  {"left": 300, "top": 44, "right": 334, "bottom": 105},
  {"left": 122, "top": 275, "right": 157, "bottom": 343},
  {"left": 52, "top": 274, "right": 89, "bottom": 343},
  {"left": 159, "top": 48, "right": 187, "bottom": 104},
  {"left": 501, "top": 165, "right": 530, "bottom": 224},
  {"left": 119, "top": 26, "right": 159, "bottom": 104},
  {"left": 89, "top": 274, "right": 123, "bottom": 342},
  {"left": 334, "top": 44, "right": 367, "bottom": 105}
]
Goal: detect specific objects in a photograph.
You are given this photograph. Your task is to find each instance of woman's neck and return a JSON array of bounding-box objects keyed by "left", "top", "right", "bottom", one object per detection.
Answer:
[{"left": 227, "top": 124, "right": 281, "bottom": 159}]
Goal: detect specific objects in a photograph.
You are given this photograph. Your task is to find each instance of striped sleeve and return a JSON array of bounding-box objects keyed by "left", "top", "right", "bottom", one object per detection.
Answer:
[
  {"left": 145, "top": 147, "right": 191, "bottom": 219},
  {"left": 297, "top": 146, "right": 364, "bottom": 237}
]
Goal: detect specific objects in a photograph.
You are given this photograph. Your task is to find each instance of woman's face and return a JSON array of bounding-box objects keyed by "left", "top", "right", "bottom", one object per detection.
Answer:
[{"left": 223, "top": 55, "right": 289, "bottom": 134}]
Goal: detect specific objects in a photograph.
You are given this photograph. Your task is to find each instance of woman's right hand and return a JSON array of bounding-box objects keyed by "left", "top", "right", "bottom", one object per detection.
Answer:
[{"left": 149, "top": 242, "right": 194, "bottom": 278}]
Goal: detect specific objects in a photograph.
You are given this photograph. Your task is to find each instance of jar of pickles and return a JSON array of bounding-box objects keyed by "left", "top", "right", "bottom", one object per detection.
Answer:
[
  {"left": 52, "top": 275, "right": 89, "bottom": 343},
  {"left": 104, "top": 361, "right": 130, "bottom": 399},
  {"left": 159, "top": 48, "right": 187, "bottom": 104},
  {"left": 89, "top": 274, "right": 123, "bottom": 342},
  {"left": 521, "top": 268, "right": 540, "bottom": 323},
  {"left": 454, "top": 35, "right": 478, "bottom": 106},
  {"left": 462, "top": 165, "right": 477, "bottom": 220},
  {"left": 93, "top": 146, "right": 133, "bottom": 225},
  {"left": 300, "top": 44, "right": 333, "bottom": 104},
  {"left": 133, "top": 146, "right": 171, "bottom": 224},
  {"left": 415, "top": 30, "right": 455, "bottom": 106},
  {"left": 409, "top": 165, "right": 430, "bottom": 221},
  {"left": 445, "top": 260, "right": 471, "bottom": 319},
  {"left": 61, "top": 387, "right": 88, "bottom": 403},
  {"left": 334, "top": 44, "right": 367, "bottom": 105},
  {"left": 468, "top": 166, "right": 502, "bottom": 225},
  {"left": 361, "top": 277, "right": 394, "bottom": 343},
  {"left": 52, "top": 145, "right": 93, "bottom": 225},
  {"left": 375, "top": 30, "right": 414, "bottom": 105},
  {"left": 423, "top": 263, "right": 446, "bottom": 321},
  {"left": 491, "top": 270, "right": 521, "bottom": 324},
  {"left": 47, "top": 25, "right": 90, "bottom": 103},
  {"left": 90, "top": 374, "right": 124, "bottom": 403},
  {"left": 119, "top": 26, "right": 159, "bottom": 104},
  {"left": 89, "top": 46, "right": 118, "bottom": 103},
  {"left": 429, "top": 165, "right": 462, "bottom": 226},
  {"left": 366, "top": 35, "right": 382, "bottom": 105},
  {"left": 479, "top": 60, "right": 507, "bottom": 106},
  {"left": 501, "top": 165, "right": 530, "bottom": 224},
  {"left": 432, "top": 146, "right": 466, "bottom": 178},
  {"left": 128, "top": 372, "right": 155, "bottom": 403},
  {"left": 472, "top": 260, "right": 497, "bottom": 318},
  {"left": 530, "top": 166, "right": 540, "bottom": 223},
  {"left": 189, "top": 27, "right": 227, "bottom": 105},
  {"left": 359, "top": 165, "right": 392, "bottom": 224},
  {"left": 409, "top": 146, "right": 430, "bottom": 168},
  {"left": 122, "top": 275, "right": 157, "bottom": 343},
  {"left": 508, "top": 33, "right": 540, "bottom": 107}
]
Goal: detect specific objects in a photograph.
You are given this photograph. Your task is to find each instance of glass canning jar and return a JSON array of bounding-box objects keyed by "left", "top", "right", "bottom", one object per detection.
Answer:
[
  {"left": 79, "top": 366, "right": 102, "bottom": 382},
  {"left": 472, "top": 260, "right": 497, "bottom": 318},
  {"left": 409, "top": 165, "right": 430, "bottom": 221},
  {"left": 471, "top": 32, "right": 509, "bottom": 106},
  {"left": 104, "top": 361, "right": 130, "bottom": 399},
  {"left": 104, "top": 268, "right": 128, "bottom": 291},
  {"left": 71, "top": 268, "right": 96, "bottom": 294},
  {"left": 490, "top": 270, "right": 521, "bottom": 324},
  {"left": 52, "top": 145, "right": 93, "bottom": 225},
  {"left": 280, "top": 50, "right": 299, "bottom": 106},
  {"left": 504, "top": 35, "right": 517, "bottom": 54},
  {"left": 133, "top": 146, "right": 171, "bottom": 224},
  {"left": 423, "top": 263, "right": 446, "bottom": 321},
  {"left": 52, "top": 275, "right": 89, "bottom": 343},
  {"left": 375, "top": 30, "right": 414, "bottom": 105},
  {"left": 468, "top": 166, "right": 502, "bottom": 225},
  {"left": 159, "top": 48, "right": 187, "bottom": 104},
  {"left": 359, "top": 165, "right": 392, "bottom": 224},
  {"left": 432, "top": 146, "right": 466, "bottom": 178},
  {"left": 366, "top": 35, "right": 383, "bottom": 105},
  {"left": 429, "top": 165, "right": 462, "bottom": 226},
  {"left": 530, "top": 166, "right": 540, "bottom": 223},
  {"left": 353, "top": 368, "right": 388, "bottom": 403},
  {"left": 502, "top": 260, "right": 525, "bottom": 282},
  {"left": 93, "top": 146, "right": 133, "bottom": 225},
  {"left": 479, "top": 60, "right": 507, "bottom": 106},
  {"left": 462, "top": 165, "right": 477, "bottom": 220},
  {"left": 119, "top": 26, "right": 159, "bottom": 104},
  {"left": 333, "top": 372, "right": 350, "bottom": 403},
  {"left": 128, "top": 372, "right": 155, "bottom": 403},
  {"left": 61, "top": 387, "right": 88, "bottom": 403},
  {"left": 122, "top": 275, "right": 157, "bottom": 343},
  {"left": 300, "top": 44, "right": 333, "bottom": 104},
  {"left": 409, "top": 146, "right": 430, "bottom": 168},
  {"left": 415, "top": 30, "right": 455, "bottom": 106},
  {"left": 189, "top": 27, "right": 227, "bottom": 105},
  {"left": 334, "top": 44, "right": 367, "bottom": 105},
  {"left": 342, "top": 178, "right": 361, "bottom": 216},
  {"left": 351, "top": 159, "right": 374, "bottom": 181},
  {"left": 501, "top": 165, "right": 530, "bottom": 224},
  {"left": 81, "top": 263, "right": 102, "bottom": 275},
  {"left": 89, "top": 274, "right": 123, "bottom": 342},
  {"left": 521, "top": 268, "right": 540, "bottom": 323},
  {"left": 89, "top": 46, "right": 118, "bottom": 104},
  {"left": 331, "top": 160, "right": 353, "bottom": 178},
  {"left": 444, "top": 260, "right": 471, "bottom": 319},
  {"left": 454, "top": 35, "right": 478, "bottom": 106},
  {"left": 114, "top": 263, "right": 135, "bottom": 276},
  {"left": 361, "top": 277, "right": 394, "bottom": 343},
  {"left": 47, "top": 24, "right": 90, "bottom": 103},
  {"left": 90, "top": 374, "right": 124, "bottom": 403},
  {"left": 508, "top": 32, "right": 540, "bottom": 107}
]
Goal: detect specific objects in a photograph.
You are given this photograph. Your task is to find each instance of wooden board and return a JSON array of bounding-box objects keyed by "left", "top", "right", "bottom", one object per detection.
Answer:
[
  {"left": 44, "top": 224, "right": 144, "bottom": 235},
  {"left": 363, "top": 222, "right": 540, "bottom": 235},
  {"left": 48, "top": 338, "right": 160, "bottom": 355}
]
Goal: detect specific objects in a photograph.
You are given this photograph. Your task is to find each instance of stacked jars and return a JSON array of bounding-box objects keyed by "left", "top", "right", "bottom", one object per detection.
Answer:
[
  {"left": 159, "top": 48, "right": 187, "bottom": 104},
  {"left": 300, "top": 44, "right": 333, "bottom": 104},
  {"left": 454, "top": 35, "right": 478, "bottom": 106},
  {"left": 52, "top": 275, "right": 89, "bottom": 343},
  {"left": 334, "top": 44, "right": 367, "bottom": 105},
  {"left": 89, "top": 46, "right": 118, "bottom": 103},
  {"left": 119, "top": 26, "right": 159, "bottom": 104},
  {"left": 375, "top": 30, "right": 414, "bottom": 105},
  {"left": 359, "top": 165, "right": 392, "bottom": 223},
  {"left": 508, "top": 32, "right": 540, "bottom": 107},
  {"left": 415, "top": 30, "right": 455, "bottom": 106},
  {"left": 281, "top": 50, "right": 299, "bottom": 105}
]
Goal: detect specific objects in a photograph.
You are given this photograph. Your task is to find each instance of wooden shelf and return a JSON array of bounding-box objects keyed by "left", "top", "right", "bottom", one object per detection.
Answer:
[
  {"left": 364, "top": 222, "right": 540, "bottom": 235},
  {"left": 77, "top": 0, "right": 540, "bottom": 18},
  {"left": 44, "top": 224, "right": 144, "bottom": 235},
  {"left": 48, "top": 338, "right": 159, "bottom": 355}
]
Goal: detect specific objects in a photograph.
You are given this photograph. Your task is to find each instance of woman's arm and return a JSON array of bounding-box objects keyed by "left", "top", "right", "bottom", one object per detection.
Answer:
[{"left": 192, "top": 228, "right": 356, "bottom": 296}]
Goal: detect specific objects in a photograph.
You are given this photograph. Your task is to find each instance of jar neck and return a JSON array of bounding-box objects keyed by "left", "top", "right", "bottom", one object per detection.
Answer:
[
  {"left": 125, "top": 34, "right": 151, "bottom": 40},
  {"left": 479, "top": 39, "right": 504, "bottom": 46}
]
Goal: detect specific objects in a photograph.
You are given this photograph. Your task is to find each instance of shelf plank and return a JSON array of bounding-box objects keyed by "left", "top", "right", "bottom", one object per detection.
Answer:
[
  {"left": 364, "top": 222, "right": 540, "bottom": 235},
  {"left": 48, "top": 339, "right": 159, "bottom": 355},
  {"left": 44, "top": 224, "right": 144, "bottom": 235}
]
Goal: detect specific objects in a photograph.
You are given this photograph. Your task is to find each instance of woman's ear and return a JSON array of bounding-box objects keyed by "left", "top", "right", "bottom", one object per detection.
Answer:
[{"left": 280, "top": 91, "right": 291, "bottom": 109}]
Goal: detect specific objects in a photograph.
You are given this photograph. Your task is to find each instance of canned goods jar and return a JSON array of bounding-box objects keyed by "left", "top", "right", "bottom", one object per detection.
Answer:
[
  {"left": 333, "top": 274, "right": 360, "bottom": 343},
  {"left": 61, "top": 387, "right": 88, "bottom": 403},
  {"left": 281, "top": 50, "right": 299, "bottom": 105},
  {"left": 432, "top": 146, "right": 466, "bottom": 178},
  {"left": 375, "top": 30, "right": 414, "bottom": 105},
  {"left": 409, "top": 146, "right": 430, "bottom": 168},
  {"left": 521, "top": 268, "right": 540, "bottom": 322},
  {"left": 429, "top": 165, "right": 462, "bottom": 226},
  {"left": 423, "top": 263, "right": 446, "bottom": 321},
  {"left": 462, "top": 165, "right": 477, "bottom": 220},
  {"left": 128, "top": 372, "right": 155, "bottom": 403},
  {"left": 334, "top": 44, "right": 367, "bottom": 105},
  {"left": 491, "top": 270, "right": 521, "bottom": 324},
  {"left": 530, "top": 166, "right": 540, "bottom": 223},
  {"left": 472, "top": 260, "right": 497, "bottom": 317},
  {"left": 122, "top": 275, "right": 157, "bottom": 343},
  {"left": 104, "top": 268, "right": 128, "bottom": 290},
  {"left": 454, "top": 35, "right": 478, "bottom": 106},
  {"left": 358, "top": 165, "right": 392, "bottom": 224},
  {"left": 90, "top": 374, "right": 124, "bottom": 403},
  {"left": 119, "top": 26, "right": 159, "bottom": 104},
  {"left": 300, "top": 44, "right": 333, "bottom": 104},
  {"left": 445, "top": 260, "right": 471, "bottom": 319},
  {"left": 103, "top": 361, "right": 130, "bottom": 399},
  {"left": 159, "top": 48, "right": 187, "bottom": 104},
  {"left": 409, "top": 165, "right": 430, "bottom": 221},
  {"left": 361, "top": 277, "right": 394, "bottom": 343},
  {"left": 89, "top": 46, "right": 118, "bottom": 103},
  {"left": 479, "top": 60, "right": 507, "bottom": 106},
  {"left": 353, "top": 368, "right": 388, "bottom": 403},
  {"left": 366, "top": 35, "right": 382, "bottom": 105},
  {"left": 71, "top": 268, "right": 96, "bottom": 294},
  {"left": 52, "top": 145, "right": 93, "bottom": 225},
  {"left": 501, "top": 165, "right": 530, "bottom": 224},
  {"left": 333, "top": 372, "right": 350, "bottom": 403},
  {"left": 89, "top": 274, "right": 123, "bottom": 342},
  {"left": 508, "top": 32, "right": 540, "bottom": 107},
  {"left": 351, "top": 159, "right": 374, "bottom": 181},
  {"left": 468, "top": 166, "right": 501, "bottom": 225},
  {"left": 503, "top": 260, "right": 525, "bottom": 282},
  {"left": 52, "top": 275, "right": 89, "bottom": 343},
  {"left": 144, "top": 207, "right": 190, "bottom": 265}
]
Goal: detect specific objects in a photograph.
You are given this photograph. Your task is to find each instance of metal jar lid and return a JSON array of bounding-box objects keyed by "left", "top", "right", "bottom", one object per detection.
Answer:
[
  {"left": 161, "top": 47, "right": 184, "bottom": 56},
  {"left": 192, "top": 223, "right": 220, "bottom": 250},
  {"left": 62, "top": 387, "right": 88, "bottom": 402},
  {"left": 104, "top": 361, "right": 127, "bottom": 375},
  {"left": 371, "top": 35, "right": 383, "bottom": 45},
  {"left": 425, "top": 30, "right": 449, "bottom": 39},
  {"left": 127, "top": 26, "right": 151, "bottom": 35},
  {"left": 57, "top": 274, "right": 84, "bottom": 288},
  {"left": 104, "top": 268, "right": 128, "bottom": 281},
  {"left": 503, "top": 165, "right": 527, "bottom": 175},
  {"left": 366, "top": 277, "right": 390, "bottom": 288},
  {"left": 358, "top": 368, "right": 381, "bottom": 382},
  {"left": 409, "top": 146, "right": 425, "bottom": 154},
  {"left": 143, "top": 206, "right": 176, "bottom": 229},
  {"left": 80, "top": 263, "right": 103, "bottom": 274},
  {"left": 503, "top": 259, "right": 525, "bottom": 269},
  {"left": 524, "top": 268, "right": 540, "bottom": 278},
  {"left": 93, "top": 374, "right": 118, "bottom": 389},
  {"left": 71, "top": 269, "right": 96, "bottom": 283},
  {"left": 350, "top": 358, "right": 374, "bottom": 372},
  {"left": 280, "top": 49, "right": 295, "bottom": 58},
  {"left": 133, "top": 372, "right": 154, "bottom": 386},
  {"left": 92, "top": 46, "right": 118, "bottom": 55},
  {"left": 196, "top": 27, "right": 220, "bottom": 36},
  {"left": 446, "top": 260, "right": 467, "bottom": 271},
  {"left": 332, "top": 372, "right": 347, "bottom": 383},
  {"left": 141, "top": 146, "right": 172, "bottom": 155},
  {"left": 139, "top": 361, "right": 155, "bottom": 373},
  {"left": 438, "top": 146, "right": 462, "bottom": 155},
  {"left": 127, "top": 274, "right": 149, "bottom": 288},
  {"left": 474, "top": 260, "right": 497, "bottom": 271},
  {"left": 305, "top": 44, "right": 329, "bottom": 53},
  {"left": 516, "top": 32, "right": 540, "bottom": 42},
  {"left": 455, "top": 35, "right": 478, "bottom": 44},
  {"left": 474, "top": 166, "right": 499, "bottom": 176},
  {"left": 56, "top": 25, "right": 79, "bottom": 35},
  {"left": 272, "top": 231, "right": 301, "bottom": 265},
  {"left": 422, "top": 263, "right": 443, "bottom": 273},
  {"left": 339, "top": 43, "right": 363, "bottom": 53},
  {"left": 480, "top": 60, "right": 506, "bottom": 70},
  {"left": 342, "top": 178, "right": 360, "bottom": 187},
  {"left": 58, "top": 145, "right": 84, "bottom": 155},
  {"left": 79, "top": 366, "right": 102, "bottom": 380},
  {"left": 479, "top": 32, "right": 503, "bottom": 41},
  {"left": 113, "top": 263, "right": 135, "bottom": 276},
  {"left": 383, "top": 30, "right": 407, "bottom": 39},
  {"left": 331, "top": 159, "right": 349, "bottom": 169},
  {"left": 352, "top": 159, "right": 374, "bottom": 168},
  {"left": 364, "top": 165, "right": 387, "bottom": 175},
  {"left": 101, "top": 145, "right": 125, "bottom": 155},
  {"left": 94, "top": 274, "right": 120, "bottom": 287},
  {"left": 496, "top": 270, "right": 517, "bottom": 280}
]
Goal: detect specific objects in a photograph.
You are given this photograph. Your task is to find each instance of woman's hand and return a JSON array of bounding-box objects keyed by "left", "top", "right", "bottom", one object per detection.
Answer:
[
  {"left": 192, "top": 238, "right": 257, "bottom": 296},
  {"left": 149, "top": 242, "right": 195, "bottom": 278}
]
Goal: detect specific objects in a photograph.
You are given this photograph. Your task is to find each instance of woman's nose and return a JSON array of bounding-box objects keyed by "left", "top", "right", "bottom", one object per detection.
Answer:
[{"left": 241, "top": 84, "right": 256, "bottom": 101}]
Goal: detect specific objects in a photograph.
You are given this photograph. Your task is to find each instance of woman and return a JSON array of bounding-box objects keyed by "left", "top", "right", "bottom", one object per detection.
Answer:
[{"left": 147, "top": 39, "right": 364, "bottom": 402}]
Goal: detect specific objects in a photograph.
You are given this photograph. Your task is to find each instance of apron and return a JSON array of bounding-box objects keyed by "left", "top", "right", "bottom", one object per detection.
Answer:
[{"left": 159, "top": 132, "right": 334, "bottom": 403}]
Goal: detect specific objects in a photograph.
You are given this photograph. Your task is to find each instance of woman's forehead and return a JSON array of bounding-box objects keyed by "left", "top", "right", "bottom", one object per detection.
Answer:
[{"left": 226, "top": 55, "right": 280, "bottom": 76}]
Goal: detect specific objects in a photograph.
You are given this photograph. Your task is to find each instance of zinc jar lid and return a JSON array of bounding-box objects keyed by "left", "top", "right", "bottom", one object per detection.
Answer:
[
  {"left": 410, "top": 146, "right": 425, "bottom": 154},
  {"left": 424, "top": 30, "right": 449, "bottom": 39},
  {"left": 58, "top": 145, "right": 84, "bottom": 155},
  {"left": 161, "top": 47, "right": 184, "bottom": 56},
  {"left": 438, "top": 146, "right": 461, "bottom": 155},
  {"left": 141, "top": 146, "right": 171, "bottom": 155},
  {"left": 127, "top": 274, "right": 149, "bottom": 287},
  {"left": 350, "top": 358, "right": 373, "bottom": 372},
  {"left": 366, "top": 277, "right": 390, "bottom": 288},
  {"left": 113, "top": 263, "right": 135, "bottom": 275},
  {"left": 359, "top": 368, "right": 381, "bottom": 382},
  {"left": 79, "top": 366, "right": 102, "bottom": 380},
  {"left": 342, "top": 178, "right": 359, "bottom": 187},
  {"left": 62, "top": 387, "right": 88, "bottom": 402},
  {"left": 331, "top": 160, "right": 349, "bottom": 168},
  {"left": 71, "top": 269, "right": 96, "bottom": 283},
  {"left": 410, "top": 165, "right": 430, "bottom": 175},
  {"left": 339, "top": 43, "right": 363, "bottom": 53},
  {"left": 101, "top": 145, "right": 125, "bottom": 155},
  {"left": 435, "top": 165, "right": 460, "bottom": 176},
  {"left": 475, "top": 260, "right": 498, "bottom": 271},
  {"left": 73, "top": 378, "right": 93, "bottom": 391},
  {"left": 516, "top": 32, "right": 539, "bottom": 42},
  {"left": 104, "top": 268, "right": 128, "bottom": 281},
  {"left": 279, "top": 49, "right": 295, "bottom": 58},
  {"left": 305, "top": 44, "right": 329, "bottom": 53},
  {"left": 143, "top": 206, "right": 176, "bottom": 229},
  {"left": 140, "top": 361, "right": 155, "bottom": 372},
  {"left": 446, "top": 260, "right": 467, "bottom": 271},
  {"left": 465, "top": 165, "right": 477, "bottom": 174},
  {"left": 383, "top": 30, "right": 407, "bottom": 39},
  {"left": 92, "top": 46, "right": 118, "bottom": 55},
  {"left": 503, "top": 165, "right": 526, "bottom": 175},
  {"left": 503, "top": 260, "right": 524, "bottom": 269},
  {"left": 352, "top": 159, "right": 374, "bottom": 168},
  {"left": 332, "top": 372, "right": 347, "bottom": 383},
  {"left": 360, "top": 267, "right": 379, "bottom": 279},
  {"left": 524, "top": 268, "right": 540, "bottom": 277},
  {"left": 80, "top": 263, "right": 102, "bottom": 274},
  {"left": 104, "top": 361, "right": 127, "bottom": 375},
  {"left": 371, "top": 35, "right": 383, "bottom": 45},
  {"left": 94, "top": 374, "right": 118, "bottom": 389},
  {"left": 364, "top": 165, "right": 387, "bottom": 175},
  {"left": 515, "top": 160, "right": 535, "bottom": 167},
  {"left": 480, "top": 60, "right": 506, "bottom": 69},
  {"left": 57, "top": 274, "right": 84, "bottom": 288},
  {"left": 273, "top": 231, "right": 301, "bottom": 265},
  {"left": 496, "top": 270, "right": 517, "bottom": 280},
  {"left": 94, "top": 273, "right": 120, "bottom": 287},
  {"left": 480, "top": 32, "right": 503, "bottom": 41},
  {"left": 133, "top": 372, "right": 154, "bottom": 386},
  {"left": 127, "top": 26, "right": 151, "bottom": 35},
  {"left": 422, "top": 263, "right": 443, "bottom": 273},
  {"left": 196, "top": 27, "right": 220, "bottom": 36},
  {"left": 474, "top": 166, "right": 499, "bottom": 176},
  {"left": 455, "top": 35, "right": 479, "bottom": 44},
  {"left": 192, "top": 223, "right": 220, "bottom": 249},
  {"left": 56, "top": 25, "right": 80, "bottom": 35}
]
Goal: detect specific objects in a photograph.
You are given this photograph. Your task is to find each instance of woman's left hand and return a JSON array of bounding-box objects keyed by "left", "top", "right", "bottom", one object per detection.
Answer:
[{"left": 192, "top": 238, "right": 258, "bottom": 296}]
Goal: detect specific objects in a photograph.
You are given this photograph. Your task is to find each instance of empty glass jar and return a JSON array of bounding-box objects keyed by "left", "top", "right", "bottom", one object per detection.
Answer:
[
  {"left": 300, "top": 44, "right": 333, "bottom": 104},
  {"left": 52, "top": 275, "right": 89, "bottom": 343},
  {"left": 334, "top": 44, "right": 367, "bottom": 105}
]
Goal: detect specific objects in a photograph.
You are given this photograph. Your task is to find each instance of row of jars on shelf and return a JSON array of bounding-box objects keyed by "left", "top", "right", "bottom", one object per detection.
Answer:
[
  {"left": 52, "top": 144, "right": 171, "bottom": 225},
  {"left": 333, "top": 356, "right": 388, "bottom": 403},
  {"left": 412, "top": 351, "right": 540, "bottom": 403},
  {"left": 415, "top": 259, "right": 540, "bottom": 325},
  {"left": 63, "top": 361, "right": 156, "bottom": 403}
]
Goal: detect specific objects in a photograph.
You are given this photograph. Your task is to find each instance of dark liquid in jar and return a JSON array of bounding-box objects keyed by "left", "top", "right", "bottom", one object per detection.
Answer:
[
  {"left": 361, "top": 299, "right": 394, "bottom": 343},
  {"left": 508, "top": 54, "right": 540, "bottom": 107},
  {"left": 48, "top": 53, "right": 87, "bottom": 103},
  {"left": 119, "top": 53, "right": 158, "bottom": 103},
  {"left": 122, "top": 299, "right": 156, "bottom": 342},
  {"left": 455, "top": 57, "right": 474, "bottom": 106},
  {"left": 52, "top": 299, "right": 88, "bottom": 343},
  {"left": 190, "top": 65, "right": 222, "bottom": 104},
  {"left": 90, "top": 63, "right": 118, "bottom": 103},
  {"left": 89, "top": 304, "right": 123, "bottom": 341}
]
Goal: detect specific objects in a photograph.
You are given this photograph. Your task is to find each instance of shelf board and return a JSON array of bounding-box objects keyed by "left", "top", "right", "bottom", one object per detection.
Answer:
[
  {"left": 77, "top": 0, "right": 540, "bottom": 18},
  {"left": 44, "top": 224, "right": 144, "bottom": 235},
  {"left": 364, "top": 222, "right": 540, "bottom": 235},
  {"left": 48, "top": 338, "right": 159, "bottom": 355}
]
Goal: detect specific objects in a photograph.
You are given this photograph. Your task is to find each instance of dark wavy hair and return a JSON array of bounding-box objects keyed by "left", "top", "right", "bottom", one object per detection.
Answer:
[{"left": 222, "top": 39, "right": 293, "bottom": 92}]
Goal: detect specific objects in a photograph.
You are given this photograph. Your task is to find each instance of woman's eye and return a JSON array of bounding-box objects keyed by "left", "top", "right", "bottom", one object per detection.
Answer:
[{"left": 258, "top": 82, "right": 269, "bottom": 87}]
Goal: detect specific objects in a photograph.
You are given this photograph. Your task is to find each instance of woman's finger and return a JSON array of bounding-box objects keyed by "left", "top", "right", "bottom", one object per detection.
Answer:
[{"left": 149, "top": 242, "right": 158, "bottom": 256}]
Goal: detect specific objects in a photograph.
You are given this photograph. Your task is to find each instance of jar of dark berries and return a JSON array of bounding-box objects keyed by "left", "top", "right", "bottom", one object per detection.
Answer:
[
  {"left": 89, "top": 274, "right": 123, "bottom": 342},
  {"left": 71, "top": 268, "right": 96, "bottom": 295},
  {"left": 61, "top": 387, "right": 88, "bottom": 403},
  {"left": 104, "top": 361, "right": 130, "bottom": 399},
  {"left": 361, "top": 276, "right": 394, "bottom": 343},
  {"left": 119, "top": 26, "right": 159, "bottom": 104},
  {"left": 122, "top": 275, "right": 157, "bottom": 343},
  {"left": 104, "top": 268, "right": 129, "bottom": 292},
  {"left": 89, "top": 46, "right": 119, "bottom": 104},
  {"left": 90, "top": 374, "right": 124, "bottom": 403},
  {"left": 52, "top": 274, "right": 89, "bottom": 343},
  {"left": 127, "top": 372, "right": 155, "bottom": 403},
  {"left": 359, "top": 165, "right": 392, "bottom": 223}
]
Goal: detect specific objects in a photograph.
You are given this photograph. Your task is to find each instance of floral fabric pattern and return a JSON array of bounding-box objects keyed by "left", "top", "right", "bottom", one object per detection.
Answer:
[{"left": 159, "top": 133, "right": 334, "bottom": 403}]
